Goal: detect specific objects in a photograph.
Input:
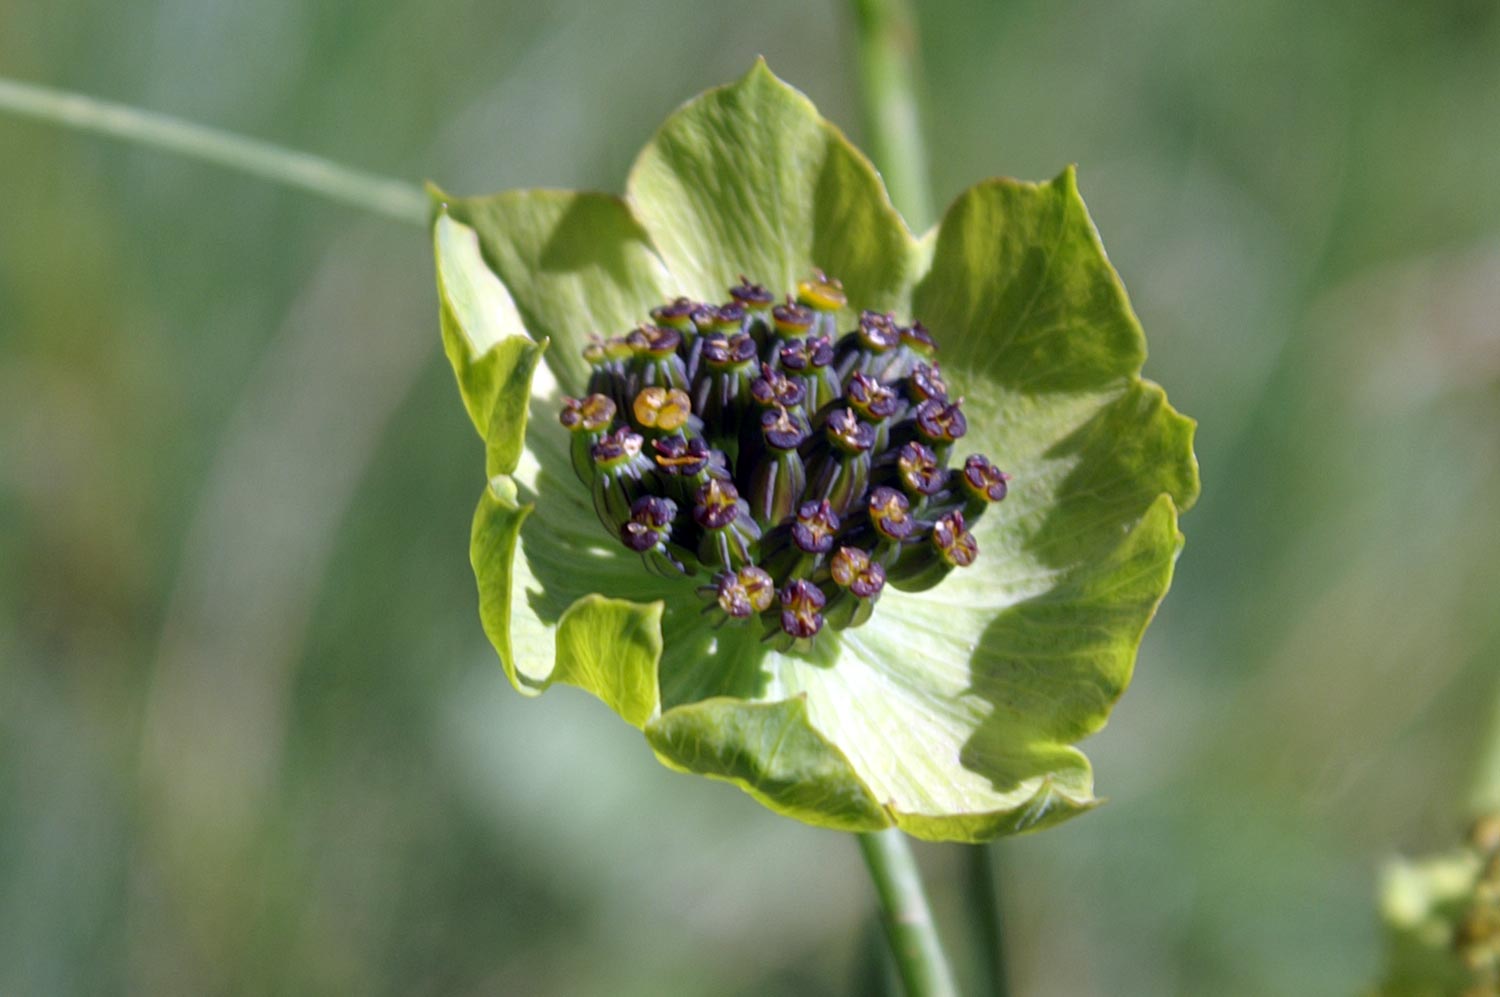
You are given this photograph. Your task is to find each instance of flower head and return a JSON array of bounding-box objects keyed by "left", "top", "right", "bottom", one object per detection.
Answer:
[{"left": 431, "top": 61, "right": 1198, "bottom": 841}]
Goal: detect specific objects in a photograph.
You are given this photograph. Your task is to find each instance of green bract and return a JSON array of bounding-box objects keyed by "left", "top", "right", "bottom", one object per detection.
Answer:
[{"left": 430, "top": 61, "right": 1199, "bottom": 842}]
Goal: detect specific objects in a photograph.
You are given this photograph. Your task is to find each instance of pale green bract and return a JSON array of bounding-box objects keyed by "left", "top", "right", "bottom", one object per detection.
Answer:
[{"left": 430, "top": 60, "right": 1199, "bottom": 842}]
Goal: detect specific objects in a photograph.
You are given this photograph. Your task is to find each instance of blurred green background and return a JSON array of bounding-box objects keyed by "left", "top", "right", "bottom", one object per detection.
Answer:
[{"left": 3, "top": 0, "right": 1499, "bottom": 993}]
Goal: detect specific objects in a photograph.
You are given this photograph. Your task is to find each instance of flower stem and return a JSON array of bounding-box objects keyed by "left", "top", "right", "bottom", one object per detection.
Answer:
[
  {"left": 849, "top": 0, "right": 935, "bottom": 230},
  {"left": 1473, "top": 671, "right": 1500, "bottom": 816},
  {"left": 848, "top": 7, "right": 972, "bottom": 993},
  {"left": 857, "top": 829, "right": 959, "bottom": 997},
  {"left": 0, "top": 76, "right": 427, "bottom": 225},
  {"left": 965, "top": 844, "right": 1011, "bottom": 997}
]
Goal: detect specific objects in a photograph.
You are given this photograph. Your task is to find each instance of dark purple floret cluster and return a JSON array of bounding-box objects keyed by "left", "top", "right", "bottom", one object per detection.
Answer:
[{"left": 558, "top": 272, "right": 1009, "bottom": 647}]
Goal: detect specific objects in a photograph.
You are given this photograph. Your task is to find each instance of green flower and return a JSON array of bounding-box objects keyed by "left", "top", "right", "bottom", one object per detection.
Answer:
[
  {"left": 1376, "top": 816, "right": 1500, "bottom": 995},
  {"left": 430, "top": 61, "right": 1199, "bottom": 843}
]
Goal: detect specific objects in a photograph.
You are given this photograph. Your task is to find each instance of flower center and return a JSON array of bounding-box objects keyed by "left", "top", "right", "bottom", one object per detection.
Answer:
[{"left": 561, "top": 274, "right": 1009, "bottom": 647}]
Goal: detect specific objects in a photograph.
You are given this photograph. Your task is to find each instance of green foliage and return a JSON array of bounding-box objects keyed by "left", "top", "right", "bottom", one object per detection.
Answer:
[{"left": 433, "top": 62, "right": 1197, "bottom": 842}]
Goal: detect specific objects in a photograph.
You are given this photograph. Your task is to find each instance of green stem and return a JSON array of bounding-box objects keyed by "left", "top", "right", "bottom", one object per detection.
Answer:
[
  {"left": 849, "top": 7, "right": 970, "bottom": 993},
  {"left": 965, "top": 844, "right": 1010, "bottom": 997},
  {"left": 857, "top": 829, "right": 959, "bottom": 997},
  {"left": 0, "top": 76, "right": 427, "bottom": 225},
  {"left": 1473, "top": 671, "right": 1500, "bottom": 816},
  {"left": 849, "top": 0, "right": 935, "bottom": 230}
]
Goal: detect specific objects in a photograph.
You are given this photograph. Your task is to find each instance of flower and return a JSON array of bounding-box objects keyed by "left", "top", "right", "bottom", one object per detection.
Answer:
[
  {"left": 430, "top": 61, "right": 1199, "bottom": 842},
  {"left": 1375, "top": 815, "right": 1500, "bottom": 993}
]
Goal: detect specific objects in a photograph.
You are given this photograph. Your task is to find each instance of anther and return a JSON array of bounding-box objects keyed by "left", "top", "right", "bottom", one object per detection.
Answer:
[
  {"left": 825, "top": 407, "right": 876, "bottom": 453},
  {"left": 652, "top": 435, "right": 712, "bottom": 477},
  {"left": 590, "top": 426, "right": 645, "bottom": 468},
  {"left": 796, "top": 271, "right": 847, "bottom": 312},
  {"left": 845, "top": 372, "right": 900, "bottom": 422},
  {"left": 699, "top": 303, "right": 746, "bottom": 335},
  {"left": 729, "top": 278, "right": 774, "bottom": 311},
  {"left": 913, "top": 398, "right": 968, "bottom": 460},
  {"left": 560, "top": 393, "right": 616, "bottom": 433},
  {"left": 901, "top": 321, "right": 937, "bottom": 356},
  {"left": 650, "top": 297, "right": 700, "bottom": 331},
  {"left": 693, "top": 478, "right": 743, "bottom": 530},
  {"left": 856, "top": 310, "right": 902, "bottom": 352},
  {"left": 760, "top": 406, "right": 809, "bottom": 452},
  {"left": 791, "top": 499, "right": 841, "bottom": 554},
  {"left": 932, "top": 511, "right": 979, "bottom": 568},
  {"left": 896, "top": 442, "right": 947, "bottom": 498},
  {"left": 867, "top": 486, "right": 916, "bottom": 542},
  {"left": 714, "top": 565, "right": 776, "bottom": 619},
  {"left": 620, "top": 495, "right": 677, "bottom": 553},
  {"left": 632, "top": 386, "right": 694, "bottom": 432},
  {"left": 778, "top": 334, "right": 838, "bottom": 410},
  {"left": 778, "top": 579, "right": 826, "bottom": 639},
  {"left": 749, "top": 369, "right": 806, "bottom": 410},
  {"left": 908, "top": 363, "right": 949, "bottom": 403},
  {"left": 959, "top": 454, "right": 1009, "bottom": 511},
  {"left": 830, "top": 546, "right": 887, "bottom": 599},
  {"left": 771, "top": 299, "right": 815, "bottom": 338}
]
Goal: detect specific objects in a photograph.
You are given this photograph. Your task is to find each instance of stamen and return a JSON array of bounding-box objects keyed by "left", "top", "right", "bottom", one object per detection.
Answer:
[
  {"left": 620, "top": 495, "right": 677, "bottom": 552},
  {"left": 652, "top": 435, "right": 712, "bottom": 477},
  {"left": 856, "top": 310, "right": 901, "bottom": 352},
  {"left": 867, "top": 486, "right": 916, "bottom": 542},
  {"left": 632, "top": 386, "right": 693, "bottom": 432},
  {"left": 846, "top": 372, "right": 900, "bottom": 422},
  {"left": 699, "top": 303, "right": 746, "bottom": 335},
  {"left": 791, "top": 499, "right": 841, "bottom": 554},
  {"left": 627, "top": 324, "right": 682, "bottom": 356},
  {"left": 651, "top": 297, "right": 700, "bottom": 331},
  {"left": 932, "top": 511, "right": 979, "bottom": 568},
  {"left": 694, "top": 478, "right": 743, "bottom": 531},
  {"left": 729, "top": 278, "right": 774, "bottom": 311},
  {"left": 960, "top": 454, "right": 1010, "bottom": 504},
  {"left": 901, "top": 322, "right": 937, "bottom": 356},
  {"left": 771, "top": 299, "right": 815, "bottom": 337},
  {"left": 908, "top": 363, "right": 949, "bottom": 403},
  {"left": 701, "top": 332, "right": 758, "bottom": 368},
  {"left": 913, "top": 398, "right": 968, "bottom": 451},
  {"left": 749, "top": 369, "right": 806, "bottom": 410},
  {"left": 760, "top": 406, "right": 809, "bottom": 452},
  {"left": 825, "top": 408, "right": 876, "bottom": 454},
  {"left": 715, "top": 565, "right": 776, "bottom": 618},
  {"left": 796, "top": 271, "right": 847, "bottom": 312},
  {"left": 778, "top": 579, "right": 826, "bottom": 639},
  {"left": 896, "top": 442, "right": 947, "bottom": 498},
  {"left": 830, "top": 546, "right": 886, "bottom": 599},
  {"left": 590, "top": 426, "right": 644, "bottom": 467},
  {"left": 559, "top": 393, "right": 617, "bottom": 433},
  {"left": 777, "top": 334, "right": 838, "bottom": 410}
]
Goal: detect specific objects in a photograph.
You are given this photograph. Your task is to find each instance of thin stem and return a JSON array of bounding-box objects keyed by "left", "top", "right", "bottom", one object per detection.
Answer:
[
  {"left": 849, "top": 0, "right": 935, "bottom": 230},
  {"left": 965, "top": 844, "right": 1010, "bottom": 997},
  {"left": 1473, "top": 671, "right": 1500, "bottom": 816},
  {"left": 849, "top": 6, "right": 972, "bottom": 993},
  {"left": 0, "top": 76, "right": 427, "bottom": 225},
  {"left": 857, "top": 829, "right": 959, "bottom": 997}
]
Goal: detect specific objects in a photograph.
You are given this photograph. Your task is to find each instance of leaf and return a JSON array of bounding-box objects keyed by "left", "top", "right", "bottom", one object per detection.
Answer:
[
  {"left": 434, "top": 213, "right": 548, "bottom": 478},
  {"left": 645, "top": 696, "right": 890, "bottom": 833},
  {"left": 471, "top": 476, "right": 664, "bottom": 724},
  {"left": 627, "top": 59, "right": 922, "bottom": 314},
  {"left": 439, "top": 212, "right": 669, "bottom": 727},
  {"left": 912, "top": 167, "right": 1149, "bottom": 392},
  {"left": 433, "top": 185, "right": 676, "bottom": 392}
]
